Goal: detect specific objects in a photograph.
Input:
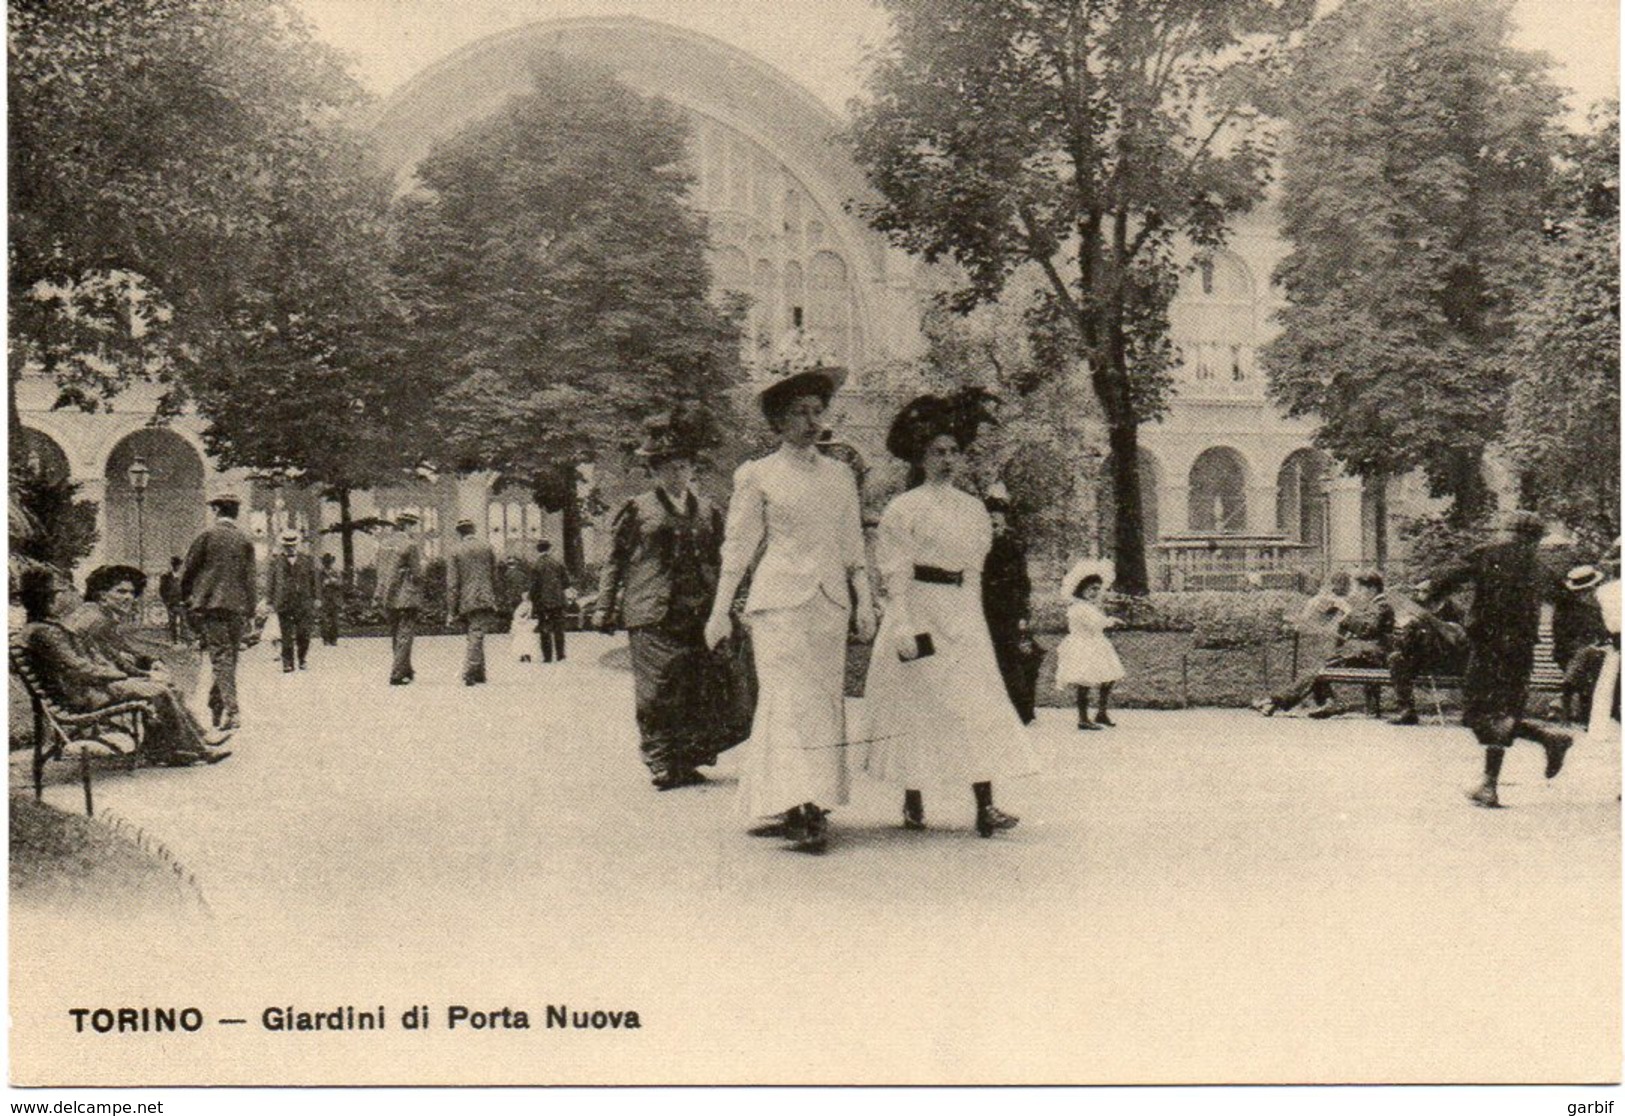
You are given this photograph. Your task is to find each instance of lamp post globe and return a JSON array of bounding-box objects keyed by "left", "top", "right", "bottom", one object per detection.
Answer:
[{"left": 127, "top": 456, "right": 151, "bottom": 615}]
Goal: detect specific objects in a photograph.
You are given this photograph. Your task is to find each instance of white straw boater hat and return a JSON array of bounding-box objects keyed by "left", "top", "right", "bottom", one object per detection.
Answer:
[{"left": 1061, "top": 558, "right": 1115, "bottom": 598}]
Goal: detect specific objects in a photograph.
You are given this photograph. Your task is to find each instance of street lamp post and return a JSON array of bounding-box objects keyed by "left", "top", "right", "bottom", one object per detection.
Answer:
[{"left": 127, "top": 456, "right": 152, "bottom": 624}]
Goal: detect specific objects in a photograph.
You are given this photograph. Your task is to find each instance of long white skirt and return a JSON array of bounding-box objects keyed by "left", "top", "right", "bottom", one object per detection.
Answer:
[
  {"left": 1587, "top": 647, "right": 1619, "bottom": 743},
  {"left": 862, "top": 579, "right": 1040, "bottom": 787},
  {"left": 738, "top": 594, "right": 852, "bottom": 818}
]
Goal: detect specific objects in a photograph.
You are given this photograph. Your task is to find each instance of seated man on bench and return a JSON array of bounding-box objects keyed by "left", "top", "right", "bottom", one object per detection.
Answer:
[
  {"left": 16, "top": 568, "right": 230, "bottom": 767},
  {"left": 1385, "top": 586, "right": 1469, "bottom": 725},
  {"left": 1254, "top": 571, "right": 1394, "bottom": 717}
]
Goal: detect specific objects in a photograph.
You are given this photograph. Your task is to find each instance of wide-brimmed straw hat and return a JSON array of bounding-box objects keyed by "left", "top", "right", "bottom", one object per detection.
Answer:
[
  {"left": 1565, "top": 565, "right": 1606, "bottom": 592},
  {"left": 1061, "top": 558, "right": 1115, "bottom": 598},
  {"left": 757, "top": 366, "right": 847, "bottom": 421}
]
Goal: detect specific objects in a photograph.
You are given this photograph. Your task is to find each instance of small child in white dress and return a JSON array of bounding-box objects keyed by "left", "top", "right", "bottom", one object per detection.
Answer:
[
  {"left": 1055, "top": 571, "right": 1125, "bottom": 730},
  {"left": 509, "top": 593, "right": 535, "bottom": 664}
]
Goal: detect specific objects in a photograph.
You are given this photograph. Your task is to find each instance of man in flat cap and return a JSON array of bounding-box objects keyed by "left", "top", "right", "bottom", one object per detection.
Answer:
[
  {"left": 447, "top": 516, "right": 499, "bottom": 685},
  {"left": 596, "top": 418, "right": 727, "bottom": 790},
  {"left": 1423, "top": 510, "right": 1574, "bottom": 808},
  {"left": 181, "top": 490, "right": 257, "bottom": 729},
  {"left": 266, "top": 529, "right": 319, "bottom": 673},
  {"left": 373, "top": 512, "right": 424, "bottom": 685}
]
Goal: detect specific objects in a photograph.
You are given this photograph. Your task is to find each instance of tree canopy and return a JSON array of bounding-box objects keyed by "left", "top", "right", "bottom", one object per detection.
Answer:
[
  {"left": 849, "top": 0, "right": 1312, "bottom": 592},
  {"left": 1262, "top": 0, "right": 1563, "bottom": 526},
  {"left": 1505, "top": 100, "right": 1620, "bottom": 544},
  {"left": 392, "top": 54, "right": 746, "bottom": 486},
  {"left": 8, "top": 0, "right": 368, "bottom": 418}
]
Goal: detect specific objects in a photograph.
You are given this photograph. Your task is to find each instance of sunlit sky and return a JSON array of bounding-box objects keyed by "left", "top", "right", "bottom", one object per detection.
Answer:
[{"left": 296, "top": 0, "right": 1617, "bottom": 120}]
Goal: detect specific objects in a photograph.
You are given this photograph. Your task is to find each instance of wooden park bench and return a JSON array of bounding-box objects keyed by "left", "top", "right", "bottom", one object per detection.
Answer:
[
  {"left": 1312, "top": 628, "right": 1565, "bottom": 724},
  {"left": 9, "top": 643, "right": 150, "bottom": 813}
]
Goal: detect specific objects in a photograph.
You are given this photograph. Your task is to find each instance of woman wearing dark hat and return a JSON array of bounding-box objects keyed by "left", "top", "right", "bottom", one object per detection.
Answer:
[
  {"left": 595, "top": 416, "right": 728, "bottom": 790},
  {"left": 860, "top": 390, "right": 1038, "bottom": 837},
  {"left": 704, "top": 366, "right": 876, "bottom": 851}
]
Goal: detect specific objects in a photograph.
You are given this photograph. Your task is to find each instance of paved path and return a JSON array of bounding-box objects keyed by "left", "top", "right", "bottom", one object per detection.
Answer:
[{"left": 13, "top": 634, "right": 1620, "bottom": 1085}]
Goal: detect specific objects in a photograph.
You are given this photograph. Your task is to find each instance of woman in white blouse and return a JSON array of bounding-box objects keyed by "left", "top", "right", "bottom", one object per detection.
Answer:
[
  {"left": 862, "top": 392, "right": 1039, "bottom": 837},
  {"left": 704, "top": 366, "right": 877, "bottom": 852}
]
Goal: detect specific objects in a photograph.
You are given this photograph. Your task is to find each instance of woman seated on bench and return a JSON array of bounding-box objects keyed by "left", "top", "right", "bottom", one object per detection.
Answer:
[
  {"left": 15, "top": 567, "right": 231, "bottom": 767},
  {"left": 1253, "top": 571, "right": 1394, "bottom": 717}
]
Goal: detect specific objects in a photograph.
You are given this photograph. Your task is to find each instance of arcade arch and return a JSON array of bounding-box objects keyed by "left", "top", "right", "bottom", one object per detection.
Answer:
[
  {"left": 102, "top": 428, "right": 207, "bottom": 575},
  {"left": 1188, "top": 447, "right": 1250, "bottom": 534},
  {"left": 1275, "top": 448, "right": 1329, "bottom": 548},
  {"left": 17, "top": 428, "right": 71, "bottom": 484}
]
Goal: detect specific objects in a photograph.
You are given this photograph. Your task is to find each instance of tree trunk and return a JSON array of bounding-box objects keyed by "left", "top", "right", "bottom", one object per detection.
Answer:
[
  {"left": 1370, "top": 475, "right": 1389, "bottom": 567},
  {"left": 560, "top": 467, "right": 583, "bottom": 578},
  {"left": 1446, "top": 448, "right": 1492, "bottom": 527},
  {"left": 1107, "top": 419, "right": 1150, "bottom": 595},
  {"left": 336, "top": 487, "right": 356, "bottom": 590}
]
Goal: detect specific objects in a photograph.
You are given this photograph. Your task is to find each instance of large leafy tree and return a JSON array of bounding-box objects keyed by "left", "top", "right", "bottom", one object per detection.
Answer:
[
  {"left": 184, "top": 158, "right": 438, "bottom": 582},
  {"left": 906, "top": 297, "right": 1103, "bottom": 562},
  {"left": 848, "top": 0, "right": 1312, "bottom": 594},
  {"left": 8, "top": 0, "right": 368, "bottom": 427},
  {"left": 1504, "top": 101, "right": 1620, "bottom": 546},
  {"left": 393, "top": 55, "right": 746, "bottom": 573},
  {"left": 1262, "top": 0, "right": 1562, "bottom": 531}
]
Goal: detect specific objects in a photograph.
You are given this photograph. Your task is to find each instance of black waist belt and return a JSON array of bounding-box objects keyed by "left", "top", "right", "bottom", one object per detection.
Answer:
[{"left": 914, "top": 565, "right": 964, "bottom": 586}]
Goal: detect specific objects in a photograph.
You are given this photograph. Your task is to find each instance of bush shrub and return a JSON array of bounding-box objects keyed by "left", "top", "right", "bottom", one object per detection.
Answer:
[{"left": 1033, "top": 588, "right": 1308, "bottom": 650}]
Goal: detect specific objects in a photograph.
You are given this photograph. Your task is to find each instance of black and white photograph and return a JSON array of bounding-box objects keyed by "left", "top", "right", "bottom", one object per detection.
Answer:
[{"left": 6, "top": 0, "right": 1620, "bottom": 1102}]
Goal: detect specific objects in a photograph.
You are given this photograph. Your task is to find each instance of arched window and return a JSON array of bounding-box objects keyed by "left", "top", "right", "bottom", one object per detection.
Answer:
[
  {"left": 1188, "top": 447, "right": 1249, "bottom": 534},
  {"left": 808, "top": 250, "right": 853, "bottom": 366},
  {"left": 1172, "top": 250, "right": 1258, "bottom": 389}
]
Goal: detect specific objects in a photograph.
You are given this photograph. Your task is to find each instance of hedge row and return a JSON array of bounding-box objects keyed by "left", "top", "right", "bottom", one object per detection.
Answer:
[{"left": 1032, "top": 589, "right": 1310, "bottom": 650}]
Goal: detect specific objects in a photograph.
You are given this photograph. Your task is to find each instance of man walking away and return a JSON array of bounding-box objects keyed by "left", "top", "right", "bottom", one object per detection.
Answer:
[
  {"left": 531, "top": 541, "right": 568, "bottom": 663},
  {"left": 180, "top": 491, "right": 256, "bottom": 729},
  {"left": 1425, "top": 511, "right": 1573, "bottom": 808},
  {"left": 319, "top": 553, "right": 344, "bottom": 646},
  {"left": 267, "top": 529, "right": 319, "bottom": 672},
  {"left": 447, "top": 517, "right": 499, "bottom": 685},
  {"left": 373, "top": 512, "right": 424, "bottom": 685}
]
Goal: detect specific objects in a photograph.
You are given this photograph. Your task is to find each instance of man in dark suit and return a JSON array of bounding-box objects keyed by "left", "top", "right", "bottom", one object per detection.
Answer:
[
  {"left": 373, "top": 512, "right": 424, "bottom": 685},
  {"left": 595, "top": 420, "right": 726, "bottom": 790},
  {"left": 530, "top": 540, "right": 569, "bottom": 663},
  {"left": 267, "top": 529, "right": 320, "bottom": 673},
  {"left": 1385, "top": 590, "right": 1469, "bottom": 725},
  {"left": 447, "top": 516, "right": 499, "bottom": 685},
  {"left": 981, "top": 489, "right": 1038, "bottom": 723},
  {"left": 318, "top": 553, "right": 343, "bottom": 646},
  {"left": 1425, "top": 511, "right": 1573, "bottom": 808},
  {"left": 181, "top": 491, "right": 257, "bottom": 730},
  {"left": 158, "top": 556, "right": 190, "bottom": 645}
]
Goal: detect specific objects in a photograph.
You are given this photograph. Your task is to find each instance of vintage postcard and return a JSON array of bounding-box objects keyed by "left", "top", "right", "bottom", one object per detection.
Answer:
[{"left": 8, "top": 0, "right": 1620, "bottom": 1098}]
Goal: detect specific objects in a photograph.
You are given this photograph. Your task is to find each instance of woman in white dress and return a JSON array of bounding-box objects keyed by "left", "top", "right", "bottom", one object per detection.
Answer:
[
  {"left": 704, "top": 366, "right": 877, "bottom": 852},
  {"left": 862, "top": 391, "right": 1038, "bottom": 837}
]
